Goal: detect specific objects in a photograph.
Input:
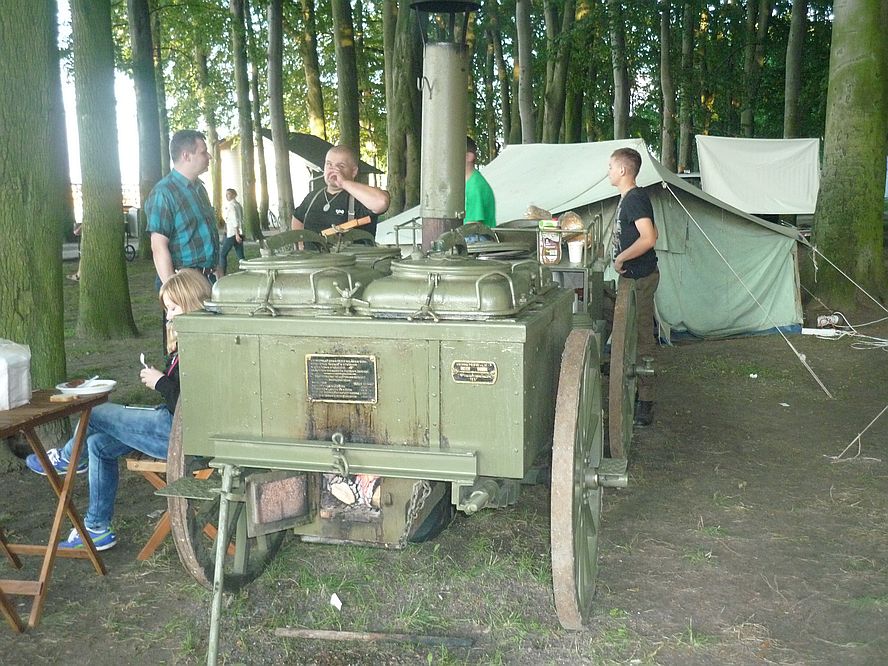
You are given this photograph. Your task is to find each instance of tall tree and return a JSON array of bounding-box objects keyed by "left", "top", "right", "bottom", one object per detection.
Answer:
[
  {"left": 195, "top": 46, "right": 222, "bottom": 218},
  {"left": 298, "top": 0, "right": 326, "bottom": 139},
  {"left": 542, "top": 0, "right": 576, "bottom": 143},
  {"left": 488, "top": 6, "right": 511, "bottom": 147},
  {"left": 151, "top": 4, "right": 171, "bottom": 176},
  {"left": 783, "top": 0, "right": 807, "bottom": 138},
  {"left": 740, "top": 0, "right": 771, "bottom": 137},
  {"left": 72, "top": 0, "right": 137, "bottom": 338},
  {"left": 516, "top": 0, "right": 536, "bottom": 142},
  {"left": 246, "top": 0, "right": 269, "bottom": 229},
  {"left": 331, "top": 0, "right": 360, "bottom": 153},
  {"left": 0, "top": 0, "right": 68, "bottom": 390},
  {"left": 812, "top": 0, "right": 887, "bottom": 305},
  {"left": 268, "top": 0, "right": 294, "bottom": 223},
  {"left": 607, "top": 0, "right": 630, "bottom": 139},
  {"left": 677, "top": 0, "right": 696, "bottom": 172},
  {"left": 660, "top": 0, "right": 677, "bottom": 171},
  {"left": 126, "top": 0, "right": 163, "bottom": 260},
  {"left": 230, "top": 0, "right": 260, "bottom": 239}
]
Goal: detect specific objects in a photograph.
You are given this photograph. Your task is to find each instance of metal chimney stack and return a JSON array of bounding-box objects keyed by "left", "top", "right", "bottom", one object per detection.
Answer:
[{"left": 410, "top": 1, "right": 480, "bottom": 250}]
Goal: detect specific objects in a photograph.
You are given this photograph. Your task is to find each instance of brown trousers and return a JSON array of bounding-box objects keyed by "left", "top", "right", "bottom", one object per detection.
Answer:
[{"left": 618, "top": 270, "right": 660, "bottom": 402}]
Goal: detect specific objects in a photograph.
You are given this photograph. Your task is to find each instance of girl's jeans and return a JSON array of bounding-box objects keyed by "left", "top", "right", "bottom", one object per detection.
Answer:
[{"left": 60, "top": 402, "right": 172, "bottom": 531}]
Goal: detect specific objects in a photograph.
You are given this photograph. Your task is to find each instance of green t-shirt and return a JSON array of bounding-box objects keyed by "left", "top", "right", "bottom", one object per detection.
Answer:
[{"left": 465, "top": 170, "right": 496, "bottom": 228}]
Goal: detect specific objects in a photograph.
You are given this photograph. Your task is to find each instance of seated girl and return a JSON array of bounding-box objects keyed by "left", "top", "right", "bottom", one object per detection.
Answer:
[{"left": 26, "top": 269, "right": 211, "bottom": 551}]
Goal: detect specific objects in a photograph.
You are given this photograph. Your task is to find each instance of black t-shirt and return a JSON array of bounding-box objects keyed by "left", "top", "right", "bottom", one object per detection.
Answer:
[
  {"left": 611, "top": 187, "right": 658, "bottom": 279},
  {"left": 293, "top": 188, "right": 379, "bottom": 237}
]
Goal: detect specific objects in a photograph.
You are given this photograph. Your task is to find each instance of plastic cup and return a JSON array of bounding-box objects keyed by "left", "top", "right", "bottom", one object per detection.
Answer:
[{"left": 567, "top": 240, "right": 584, "bottom": 264}]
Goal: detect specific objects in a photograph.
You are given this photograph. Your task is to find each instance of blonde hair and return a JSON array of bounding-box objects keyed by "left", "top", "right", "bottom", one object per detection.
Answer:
[
  {"left": 160, "top": 269, "right": 211, "bottom": 353},
  {"left": 159, "top": 269, "right": 211, "bottom": 312}
]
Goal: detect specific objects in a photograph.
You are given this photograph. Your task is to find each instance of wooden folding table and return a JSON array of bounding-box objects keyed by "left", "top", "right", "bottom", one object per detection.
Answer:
[{"left": 0, "top": 389, "right": 109, "bottom": 631}]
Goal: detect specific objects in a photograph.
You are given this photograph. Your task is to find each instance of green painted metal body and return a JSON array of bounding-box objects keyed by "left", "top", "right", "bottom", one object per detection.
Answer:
[{"left": 175, "top": 288, "right": 573, "bottom": 484}]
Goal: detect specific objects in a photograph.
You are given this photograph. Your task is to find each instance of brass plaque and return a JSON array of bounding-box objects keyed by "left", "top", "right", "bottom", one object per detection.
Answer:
[
  {"left": 306, "top": 354, "right": 378, "bottom": 403},
  {"left": 451, "top": 360, "right": 498, "bottom": 384}
]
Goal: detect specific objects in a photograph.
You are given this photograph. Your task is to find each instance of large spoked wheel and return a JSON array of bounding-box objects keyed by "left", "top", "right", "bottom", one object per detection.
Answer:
[
  {"left": 551, "top": 328, "right": 604, "bottom": 630},
  {"left": 167, "top": 407, "right": 285, "bottom": 591},
  {"left": 608, "top": 280, "right": 638, "bottom": 459}
]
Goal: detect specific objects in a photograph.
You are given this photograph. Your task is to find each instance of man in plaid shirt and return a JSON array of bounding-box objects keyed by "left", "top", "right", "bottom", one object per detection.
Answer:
[{"left": 145, "top": 130, "right": 221, "bottom": 285}]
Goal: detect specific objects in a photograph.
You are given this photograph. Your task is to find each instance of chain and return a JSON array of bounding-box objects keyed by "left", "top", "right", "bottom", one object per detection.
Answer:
[{"left": 398, "top": 479, "right": 432, "bottom": 548}]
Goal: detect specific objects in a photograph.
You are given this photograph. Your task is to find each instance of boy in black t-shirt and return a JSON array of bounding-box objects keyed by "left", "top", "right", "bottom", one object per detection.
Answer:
[
  {"left": 291, "top": 145, "right": 390, "bottom": 238},
  {"left": 608, "top": 147, "right": 660, "bottom": 426}
]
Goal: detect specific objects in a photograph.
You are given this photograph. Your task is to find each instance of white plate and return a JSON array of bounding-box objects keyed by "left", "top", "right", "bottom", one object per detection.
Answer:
[{"left": 55, "top": 379, "right": 117, "bottom": 396}]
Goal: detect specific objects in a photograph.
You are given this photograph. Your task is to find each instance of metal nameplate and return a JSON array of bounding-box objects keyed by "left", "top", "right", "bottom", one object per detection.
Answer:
[
  {"left": 451, "top": 360, "right": 497, "bottom": 384},
  {"left": 306, "top": 354, "right": 378, "bottom": 403}
]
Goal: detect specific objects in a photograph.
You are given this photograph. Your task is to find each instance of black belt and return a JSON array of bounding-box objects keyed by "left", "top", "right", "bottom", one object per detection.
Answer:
[{"left": 187, "top": 267, "right": 216, "bottom": 277}]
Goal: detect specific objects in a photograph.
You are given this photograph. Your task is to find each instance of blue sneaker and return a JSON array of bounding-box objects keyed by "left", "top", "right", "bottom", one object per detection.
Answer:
[
  {"left": 25, "top": 448, "right": 87, "bottom": 476},
  {"left": 59, "top": 526, "right": 117, "bottom": 552}
]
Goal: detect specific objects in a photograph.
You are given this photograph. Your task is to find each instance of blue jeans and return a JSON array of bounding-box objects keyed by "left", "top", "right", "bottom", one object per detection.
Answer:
[
  {"left": 59, "top": 402, "right": 173, "bottom": 531},
  {"left": 220, "top": 235, "right": 245, "bottom": 273}
]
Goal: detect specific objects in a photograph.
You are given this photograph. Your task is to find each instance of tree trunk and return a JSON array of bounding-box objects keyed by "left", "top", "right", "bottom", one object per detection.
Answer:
[
  {"left": 126, "top": 0, "right": 163, "bottom": 262},
  {"left": 466, "top": 19, "right": 478, "bottom": 140},
  {"left": 783, "top": 0, "right": 807, "bottom": 138},
  {"left": 0, "top": 0, "right": 68, "bottom": 389},
  {"left": 386, "top": 0, "right": 421, "bottom": 216},
  {"left": 268, "top": 0, "right": 294, "bottom": 223},
  {"left": 740, "top": 0, "right": 771, "bottom": 137},
  {"left": 678, "top": 0, "right": 696, "bottom": 172},
  {"left": 72, "top": 0, "right": 137, "bottom": 339},
  {"left": 607, "top": 0, "right": 630, "bottom": 139},
  {"left": 230, "top": 0, "right": 260, "bottom": 239},
  {"left": 151, "top": 4, "right": 170, "bottom": 176},
  {"left": 812, "top": 0, "right": 887, "bottom": 305},
  {"left": 660, "top": 1, "right": 677, "bottom": 171},
  {"left": 298, "top": 0, "right": 326, "bottom": 139},
  {"left": 384, "top": 0, "right": 404, "bottom": 216},
  {"left": 331, "top": 0, "right": 360, "bottom": 154},
  {"left": 195, "top": 46, "right": 222, "bottom": 220},
  {"left": 246, "top": 0, "right": 269, "bottom": 230},
  {"left": 488, "top": 16, "right": 511, "bottom": 147},
  {"left": 516, "top": 0, "right": 536, "bottom": 143},
  {"left": 484, "top": 36, "right": 497, "bottom": 158},
  {"left": 542, "top": 0, "right": 576, "bottom": 143}
]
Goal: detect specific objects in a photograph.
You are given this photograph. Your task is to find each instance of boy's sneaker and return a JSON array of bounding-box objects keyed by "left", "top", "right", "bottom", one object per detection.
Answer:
[
  {"left": 25, "top": 448, "right": 87, "bottom": 476},
  {"left": 58, "top": 526, "right": 117, "bottom": 552}
]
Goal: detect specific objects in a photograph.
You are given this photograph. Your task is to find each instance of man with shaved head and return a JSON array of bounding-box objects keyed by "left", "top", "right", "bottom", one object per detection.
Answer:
[{"left": 291, "top": 145, "right": 390, "bottom": 238}]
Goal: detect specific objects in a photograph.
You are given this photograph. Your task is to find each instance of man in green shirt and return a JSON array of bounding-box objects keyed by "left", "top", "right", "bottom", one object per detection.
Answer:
[{"left": 465, "top": 137, "right": 496, "bottom": 228}]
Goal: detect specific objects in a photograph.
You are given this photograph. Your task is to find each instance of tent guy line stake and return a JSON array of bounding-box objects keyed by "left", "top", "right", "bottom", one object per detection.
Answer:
[
  {"left": 824, "top": 403, "right": 888, "bottom": 463},
  {"left": 662, "top": 182, "right": 834, "bottom": 399}
]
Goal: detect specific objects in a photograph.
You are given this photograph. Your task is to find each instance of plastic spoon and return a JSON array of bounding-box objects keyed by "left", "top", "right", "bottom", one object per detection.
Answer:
[{"left": 80, "top": 374, "right": 100, "bottom": 387}]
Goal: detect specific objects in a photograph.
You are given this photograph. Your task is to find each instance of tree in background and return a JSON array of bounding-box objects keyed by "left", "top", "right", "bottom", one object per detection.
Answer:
[
  {"left": 72, "top": 0, "right": 137, "bottom": 338},
  {"left": 230, "top": 0, "right": 260, "bottom": 239},
  {"left": 331, "top": 0, "right": 360, "bottom": 154},
  {"left": 783, "top": 0, "right": 807, "bottom": 138},
  {"left": 812, "top": 0, "right": 888, "bottom": 305},
  {"left": 127, "top": 0, "right": 163, "bottom": 260},
  {"left": 0, "top": 0, "right": 68, "bottom": 391},
  {"left": 268, "top": 0, "right": 294, "bottom": 223}
]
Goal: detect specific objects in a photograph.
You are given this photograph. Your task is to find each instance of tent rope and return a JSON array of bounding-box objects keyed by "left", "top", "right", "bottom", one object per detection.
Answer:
[
  {"left": 662, "top": 182, "right": 834, "bottom": 399},
  {"left": 809, "top": 245, "right": 888, "bottom": 315},
  {"left": 823, "top": 403, "right": 887, "bottom": 463}
]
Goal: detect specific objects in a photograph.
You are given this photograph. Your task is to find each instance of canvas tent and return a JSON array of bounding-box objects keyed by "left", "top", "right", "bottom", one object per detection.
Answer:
[
  {"left": 695, "top": 136, "right": 820, "bottom": 215},
  {"left": 378, "top": 139, "right": 803, "bottom": 339}
]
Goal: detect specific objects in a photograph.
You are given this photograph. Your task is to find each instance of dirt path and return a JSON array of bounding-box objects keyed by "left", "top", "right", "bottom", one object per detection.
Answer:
[{"left": 0, "top": 309, "right": 885, "bottom": 665}]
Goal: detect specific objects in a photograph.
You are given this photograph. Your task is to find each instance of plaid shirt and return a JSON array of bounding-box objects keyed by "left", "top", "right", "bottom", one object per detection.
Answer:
[{"left": 145, "top": 169, "right": 219, "bottom": 270}]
